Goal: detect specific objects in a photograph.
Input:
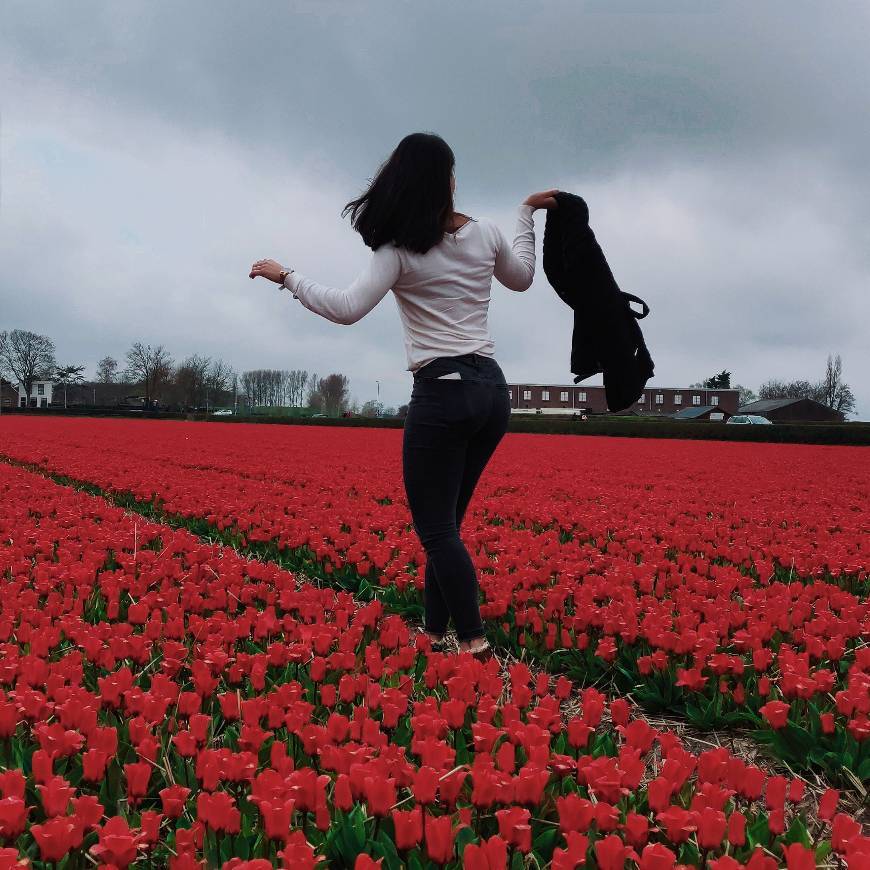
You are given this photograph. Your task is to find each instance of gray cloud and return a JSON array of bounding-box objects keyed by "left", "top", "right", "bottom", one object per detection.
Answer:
[{"left": 1, "top": 1, "right": 867, "bottom": 416}]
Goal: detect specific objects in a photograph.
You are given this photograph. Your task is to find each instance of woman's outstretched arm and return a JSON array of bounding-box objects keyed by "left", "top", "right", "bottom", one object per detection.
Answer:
[
  {"left": 492, "top": 190, "right": 558, "bottom": 292},
  {"left": 283, "top": 243, "right": 401, "bottom": 325},
  {"left": 492, "top": 203, "right": 536, "bottom": 292}
]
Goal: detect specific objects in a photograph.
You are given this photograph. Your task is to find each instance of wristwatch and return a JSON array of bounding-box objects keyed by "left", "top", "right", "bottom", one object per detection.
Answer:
[{"left": 278, "top": 268, "right": 293, "bottom": 285}]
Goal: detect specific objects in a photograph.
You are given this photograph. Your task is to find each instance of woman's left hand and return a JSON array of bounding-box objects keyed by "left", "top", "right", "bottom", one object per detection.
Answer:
[{"left": 249, "top": 258, "right": 287, "bottom": 283}]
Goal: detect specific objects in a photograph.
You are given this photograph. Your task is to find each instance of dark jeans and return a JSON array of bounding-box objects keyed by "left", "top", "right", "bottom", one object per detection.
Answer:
[{"left": 402, "top": 352, "right": 512, "bottom": 641}]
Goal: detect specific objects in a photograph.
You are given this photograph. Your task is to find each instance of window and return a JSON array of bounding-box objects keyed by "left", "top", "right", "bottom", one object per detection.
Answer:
[
  {"left": 692, "top": 395, "right": 701, "bottom": 405},
  {"left": 674, "top": 394, "right": 682, "bottom": 404},
  {"left": 560, "top": 391, "right": 568, "bottom": 402},
  {"left": 542, "top": 390, "right": 550, "bottom": 401},
  {"left": 711, "top": 395, "right": 719, "bottom": 405},
  {"left": 655, "top": 394, "right": 664, "bottom": 404},
  {"left": 578, "top": 391, "right": 587, "bottom": 402},
  {"left": 37, "top": 383, "right": 45, "bottom": 395},
  {"left": 523, "top": 390, "right": 531, "bottom": 401}
]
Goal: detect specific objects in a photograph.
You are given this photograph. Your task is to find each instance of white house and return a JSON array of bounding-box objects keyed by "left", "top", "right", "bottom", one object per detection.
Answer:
[{"left": 18, "top": 380, "right": 54, "bottom": 408}]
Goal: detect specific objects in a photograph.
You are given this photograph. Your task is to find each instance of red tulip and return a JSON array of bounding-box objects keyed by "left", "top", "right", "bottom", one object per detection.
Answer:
[
  {"left": 727, "top": 810, "right": 746, "bottom": 847},
  {"left": 818, "top": 787, "right": 839, "bottom": 821},
  {"left": 391, "top": 806, "right": 423, "bottom": 851},
  {"left": 159, "top": 785, "right": 191, "bottom": 819},
  {"left": 696, "top": 807, "right": 727, "bottom": 850},
  {"left": 37, "top": 776, "right": 74, "bottom": 817},
  {"left": 0, "top": 798, "right": 28, "bottom": 840},
  {"left": 90, "top": 816, "right": 141, "bottom": 868},
  {"left": 638, "top": 842, "right": 677, "bottom": 870},
  {"left": 124, "top": 761, "right": 151, "bottom": 804},
  {"left": 759, "top": 700, "right": 790, "bottom": 729},
  {"left": 424, "top": 813, "right": 454, "bottom": 864},
  {"left": 780, "top": 842, "right": 816, "bottom": 870},
  {"left": 31, "top": 817, "right": 81, "bottom": 862}
]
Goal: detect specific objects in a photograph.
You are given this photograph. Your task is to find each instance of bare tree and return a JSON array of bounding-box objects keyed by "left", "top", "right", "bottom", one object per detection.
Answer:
[
  {"left": 286, "top": 369, "right": 310, "bottom": 407},
  {"left": 205, "top": 359, "right": 234, "bottom": 410},
  {"left": 733, "top": 385, "right": 757, "bottom": 406},
  {"left": 757, "top": 378, "right": 825, "bottom": 402},
  {"left": 239, "top": 367, "right": 316, "bottom": 409},
  {"left": 242, "top": 370, "right": 260, "bottom": 407},
  {"left": 175, "top": 354, "right": 212, "bottom": 408},
  {"left": 123, "top": 342, "right": 174, "bottom": 405},
  {"left": 0, "top": 329, "right": 57, "bottom": 403},
  {"left": 832, "top": 383, "right": 856, "bottom": 417},
  {"left": 241, "top": 369, "right": 287, "bottom": 407},
  {"left": 96, "top": 356, "right": 119, "bottom": 384},
  {"left": 319, "top": 373, "right": 350, "bottom": 416},
  {"left": 207, "top": 359, "right": 233, "bottom": 394},
  {"left": 306, "top": 371, "right": 323, "bottom": 412},
  {"left": 360, "top": 399, "right": 383, "bottom": 418},
  {"left": 819, "top": 353, "right": 855, "bottom": 416}
]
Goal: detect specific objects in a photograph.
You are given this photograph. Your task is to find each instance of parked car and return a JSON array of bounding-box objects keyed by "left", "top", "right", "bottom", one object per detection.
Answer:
[
  {"left": 726, "top": 414, "right": 773, "bottom": 425},
  {"left": 211, "top": 408, "right": 233, "bottom": 416}
]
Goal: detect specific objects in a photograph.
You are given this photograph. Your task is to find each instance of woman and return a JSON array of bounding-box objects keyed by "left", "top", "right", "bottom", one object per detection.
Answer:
[{"left": 249, "top": 132, "right": 558, "bottom": 659}]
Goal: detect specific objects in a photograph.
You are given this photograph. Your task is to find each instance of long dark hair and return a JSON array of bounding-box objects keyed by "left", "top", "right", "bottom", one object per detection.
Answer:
[{"left": 342, "top": 132, "right": 456, "bottom": 254}]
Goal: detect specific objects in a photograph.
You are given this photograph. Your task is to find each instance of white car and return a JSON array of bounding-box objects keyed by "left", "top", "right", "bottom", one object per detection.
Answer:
[
  {"left": 727, "top": 414, "right": 773, "bottom": 425},
  {"left": 211, "top": 408, "right": 233, "bottom": 416}
]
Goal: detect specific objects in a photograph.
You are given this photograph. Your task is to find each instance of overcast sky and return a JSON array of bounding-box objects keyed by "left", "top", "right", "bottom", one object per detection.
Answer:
[{"left": 2, "top": 1, "right": 868, "bottom": 417}]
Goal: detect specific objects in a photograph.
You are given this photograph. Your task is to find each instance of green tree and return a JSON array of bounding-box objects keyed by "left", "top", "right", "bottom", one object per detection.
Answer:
[
  {"left": 54, "top": 364, "right": 86, "bottom": 408},
  {"left": 701, "top": 370, "right": 731, "bottom": 389}
]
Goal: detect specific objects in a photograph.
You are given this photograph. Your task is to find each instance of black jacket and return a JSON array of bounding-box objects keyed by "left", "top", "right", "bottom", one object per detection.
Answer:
[{"left": 542, "top": 190, "right": 654, "bottom": 411}]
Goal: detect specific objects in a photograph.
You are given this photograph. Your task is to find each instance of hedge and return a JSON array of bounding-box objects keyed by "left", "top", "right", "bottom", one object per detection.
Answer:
[{"left": 4, "top": 406, "right": 869, "bottom": 445}]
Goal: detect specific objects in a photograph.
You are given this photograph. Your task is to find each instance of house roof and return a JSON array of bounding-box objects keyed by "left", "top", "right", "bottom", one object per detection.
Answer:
[
  {"left": 738, "top": 398, "right": 806, "bottom": 412},
  {"left": 672, "top": 405, "right": 726, "bottom": 419}
]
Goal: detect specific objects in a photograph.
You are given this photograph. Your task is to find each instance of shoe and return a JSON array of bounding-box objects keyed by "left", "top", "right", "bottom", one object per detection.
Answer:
[
  {"left": 417, "top": 628, "right": 447, "bottom": 654},
  {"left": 465, "top": 640, "right": 493, "bottom": 662}
]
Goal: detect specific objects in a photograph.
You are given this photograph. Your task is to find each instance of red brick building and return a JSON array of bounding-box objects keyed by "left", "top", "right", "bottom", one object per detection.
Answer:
[{"left": 507, "top": 383, "right": 740, "bottom": 416}]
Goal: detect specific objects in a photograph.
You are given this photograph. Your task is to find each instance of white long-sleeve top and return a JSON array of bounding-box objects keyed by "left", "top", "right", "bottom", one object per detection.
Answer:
[{"left": 282, "top": 203, "right": 536, "bottom": 372}]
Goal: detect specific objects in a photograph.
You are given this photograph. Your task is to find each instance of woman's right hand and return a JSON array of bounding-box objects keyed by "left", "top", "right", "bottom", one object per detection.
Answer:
[{"left": 523, "top": 189, "right": 560, "bottom": 210}]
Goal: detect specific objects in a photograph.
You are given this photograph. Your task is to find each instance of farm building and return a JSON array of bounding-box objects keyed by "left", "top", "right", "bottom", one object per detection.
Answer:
[
  {"left": 737, "top": 398, "right": 844, "bottom": 423},
  {"left": 671, "top": 405, "right": 732, "bottom": 422},
  {"left": 507, "top": 383, "right": 739, "bottom": 415}
]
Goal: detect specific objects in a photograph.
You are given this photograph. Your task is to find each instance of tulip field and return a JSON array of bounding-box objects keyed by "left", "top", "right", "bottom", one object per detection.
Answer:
[{"left": 0, "top": 416, "right": 867, "bottom": 869}]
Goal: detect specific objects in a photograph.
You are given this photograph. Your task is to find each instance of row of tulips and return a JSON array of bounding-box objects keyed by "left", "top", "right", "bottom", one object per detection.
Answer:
[
  {"left": 0, "top": 418, "right": 866, "bottom": 780},
  {"left": 0, "top": 460, "right": 866, "bottom": 868}
]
